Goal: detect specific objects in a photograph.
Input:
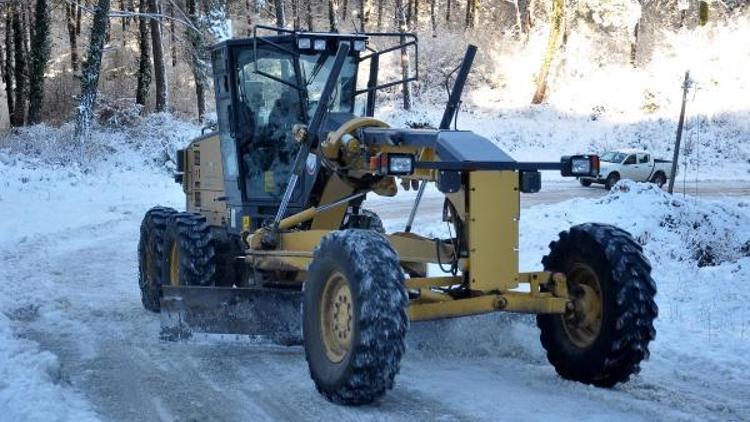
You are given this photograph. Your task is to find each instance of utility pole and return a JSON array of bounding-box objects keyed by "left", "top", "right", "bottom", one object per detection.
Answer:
[{"left": 668, "top": 71, "right": 691, "bottom": 194}]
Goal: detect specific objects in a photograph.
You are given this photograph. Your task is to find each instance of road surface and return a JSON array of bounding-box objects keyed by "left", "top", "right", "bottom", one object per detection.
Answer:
[{"left": 2, "top": 179, "right": 748, "bottom": 421}]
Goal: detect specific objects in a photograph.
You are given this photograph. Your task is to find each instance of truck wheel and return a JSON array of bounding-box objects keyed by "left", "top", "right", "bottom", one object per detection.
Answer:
[
  {"left": 651, "top": 172, "right": 666, "bottom": 188},
  {"left": 579, "top": 179, "right": 592, "bottom": 187},
  {"left": 303, "top": 230, "right": 408, "bottom": 405},
  {"left": 138, "top": 206, "right": 177, "bottom": 312},
  {"left": 163, "top": 213, "right": 217, "bottom": 287},
  {"left": 605, "top": 173, "right": 620, "bottom": 190},
  {"left": 537, "top": 223, "right": 657, "bottom": 387}
]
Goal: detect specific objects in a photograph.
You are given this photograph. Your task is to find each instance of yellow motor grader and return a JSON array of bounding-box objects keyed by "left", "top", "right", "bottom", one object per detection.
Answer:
[{"left": 138, "top": 26, "right": 657, "bottom": 405}]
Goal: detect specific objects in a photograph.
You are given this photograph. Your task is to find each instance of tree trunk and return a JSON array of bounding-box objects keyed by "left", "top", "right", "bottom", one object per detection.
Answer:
[
  {"left": 525, "top": 0, "right": 537, "bottom": 30},
  {"left": 186, "top": 0, "right": 207, "bottom": 121},
  {"left": 292, "top": 0, "right": 300, "bottom": 29},
  {"left": 342, "top": 0, "right": 348, "bottom": 21},
  {"left": 148, "top": 0, "right": 168, "bottom": 112},
  {"left": 306, "top": 0, "right": 314, "bottom": 30},
  {"left": 11, "top": 6, "right": 26, "bottom": 126},
  {"left": 395, "top": 0, "right": 410, "bottom": 110},
  {"left": 4, "top": 10, "right": 15, "bottom": 120},
  {"left": 170, "top": 3, "right": 176, "bottom": 67},
  {"left": 76, "top": 0, "right": 82, "bottom": 34},
  {"left": 328, "top": 0, "right": 338, "bottom": 31},
  {"left": 377, "top": 0, "right": 383, "bottom": 29},
  {"left": 75, "top": 0, "right": 111, "bottom": 141},
  {"left": 27, "top": 0, "right": 51, "bottom": 125},
  {"left": 246, "top": 0, "right": 255, "bottom": 35},
  {"left": 445, "top": 0, "right": 451, "bottom": 23},
  {"left": 531, "top": 0, "right": 564, "bottom": 104},
  {"left": 430, "top": 0, "right": 436, "bottom": 35},
  {"left": 66, "top": 3, "right": 79, "bottom": 71},
  {"left": 135, "top": 0, "right": 151, "bottom": 108},
  {"left": 275, "top": 0, "right": 287, "bottom": 28}
]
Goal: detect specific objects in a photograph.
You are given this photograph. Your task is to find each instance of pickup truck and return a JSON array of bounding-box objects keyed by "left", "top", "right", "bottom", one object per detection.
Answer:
[{"left": 579, "top": 149, "right": 674, "bottom": 190}]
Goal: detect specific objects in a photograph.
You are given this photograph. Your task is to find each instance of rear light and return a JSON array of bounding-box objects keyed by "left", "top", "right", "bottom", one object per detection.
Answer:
[
  {"left": 369, "top": 153, "right": 415, "bottom": 176},
  {"left": 352, "top": 40, "right": 366, "bottom": 51},
  {"left": 561, "top": 155, "right": 599, "bottom": 177}
]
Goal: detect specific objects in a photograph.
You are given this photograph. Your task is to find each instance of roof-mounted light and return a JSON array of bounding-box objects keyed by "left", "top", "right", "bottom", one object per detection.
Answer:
[
  {"left": 352, "top": 40, "right": 366, "bottom": 51},
  {"left": 297, "top": 37, "right": 311, "bottom": 49},
  {"left": 313, "top": 39, "right": 327, "bottom": 51}
]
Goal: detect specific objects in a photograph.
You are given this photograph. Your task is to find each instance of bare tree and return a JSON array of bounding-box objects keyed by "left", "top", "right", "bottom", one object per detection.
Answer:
[
  {"left": 275, "top": 0, "right": 287, "bottom": 27},
  {"left": 75, "top": 0, "right": 111, "bottom": 140},
  {"left": 169, "top": 2, "right": 177, "bottom": 67},
  {"left": 3, "top": 10, "right": 15, "bottom": 120},
  {"left": 186, "top": 0, "right": 207, "bottom": 121},
  {"left": 246, "top": 0, "right": 255, "bottom": 35},
  {"left": 395, "top": 0, "right": 410, "bottom": 110},
  {"left": 147, "top": 0, "right": 168, "bottom": 112},
  {"left": 305, "top": 0, "right": 313, "bottom": 30},
  {"left": 135, "top": 0, "right": 151, "bottom": 108},
  {"left": 328, "top": 0, "right": 338, "bottom": 31},
  {"left": 28, "top": 0, "right": 51, "bottom": 124},
  {"left": 11, "top": 4, "right": 26, "bottom": 126},
  {"left": 531, "top": 0, "right": 564, "bottom": 104},
  {"left": 377, "top": 0, "right": 384, "bottom": 29},
  {"left": 66, "top": 2, "right": 79, "bottom": 71}
]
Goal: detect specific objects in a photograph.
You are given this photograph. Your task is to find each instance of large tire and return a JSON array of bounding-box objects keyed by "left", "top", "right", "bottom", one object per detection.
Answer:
[
  {"left": 651, "top": 172, "right": 667, "bottom": 188},
  {"left": 579, "top": 178, "right": 592, "bottom": 187},
  {"left": 537, "top": 223, "right": 657, "bottom": 387},
  {"left": 163, "top": 213, "right": 217, "bottom": 287},
  {"left": 138, "top": 206, "right": 177, "bottom": 312},
  {"left": 605, "top": 173, "right": 620, "bottom": 190},
  {"left": 303, "top": 230, "right": 408, "bottom": 405}
]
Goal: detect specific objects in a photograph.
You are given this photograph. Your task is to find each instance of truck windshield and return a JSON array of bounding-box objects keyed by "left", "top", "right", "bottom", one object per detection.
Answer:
[{"left": 600, "top": 152, "right": 627, "bottom": 163}]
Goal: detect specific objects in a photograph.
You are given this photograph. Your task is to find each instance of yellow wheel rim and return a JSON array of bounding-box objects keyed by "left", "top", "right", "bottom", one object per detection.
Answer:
[
  {"left": 169, "top": 242, "right": 180, "bottom": 287},
  {"left": 320, "top": 272, "right": 354, "bottom": 363},
  {"left": 562, "top": 263, "right": 603, "bottom": 348}
]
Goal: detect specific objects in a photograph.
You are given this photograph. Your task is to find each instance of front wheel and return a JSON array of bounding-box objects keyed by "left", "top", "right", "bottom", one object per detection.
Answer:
[
  {"left": 303, "top": 230, "right": 408, "bottom": 405},
  {"left": 537, "top": 223, "right": 657, "bottom": 387},
  {"left": 579, "top": 178, "right": 592, "bottom": 187}
]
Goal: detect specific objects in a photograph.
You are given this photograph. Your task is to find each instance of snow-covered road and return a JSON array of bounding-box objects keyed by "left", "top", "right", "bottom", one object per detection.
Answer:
[{"left": 1, "top": 171, "right": 749, "bottom": 421}]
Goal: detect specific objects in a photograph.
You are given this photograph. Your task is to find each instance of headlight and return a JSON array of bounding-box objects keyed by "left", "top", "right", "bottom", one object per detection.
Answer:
[
  {"left": 369, "top": 153, "right": 415, "bottom": 176},
  {"left": 313, "top": 39, "right": 327, "bottom": 51},
  {"left": 389, "top": 155, "right": 414, "bottom": 174},
  {"left": 297, "top": 38, "right": 311, "bottom": 49},
  {"left": 352, "top": 40, "right": 366, "bottom": 51}
]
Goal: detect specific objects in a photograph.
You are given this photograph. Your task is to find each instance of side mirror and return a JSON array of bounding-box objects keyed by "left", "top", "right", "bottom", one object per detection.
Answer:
[{"left": 561, "top": 155, "right": 599, "bottom": 177}]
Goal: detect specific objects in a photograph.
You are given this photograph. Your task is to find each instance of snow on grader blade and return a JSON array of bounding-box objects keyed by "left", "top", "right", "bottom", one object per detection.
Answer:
[{"left": 160, "top": 286, "right": 302, "bottom": 345}]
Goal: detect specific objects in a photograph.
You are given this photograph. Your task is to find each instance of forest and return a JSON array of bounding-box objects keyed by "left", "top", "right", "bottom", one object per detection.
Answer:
[{"left": 1, "top": 0, "right": 747, "bottom": 135}]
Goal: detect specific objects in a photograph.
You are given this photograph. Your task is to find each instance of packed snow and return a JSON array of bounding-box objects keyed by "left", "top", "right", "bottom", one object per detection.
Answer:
[{"left": 1, "top": 13, "right": 750, "bottom": 419}]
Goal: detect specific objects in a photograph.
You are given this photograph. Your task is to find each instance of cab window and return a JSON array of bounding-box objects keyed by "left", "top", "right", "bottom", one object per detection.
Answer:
[
  {"left": 623, "top": 155, "right": 636, "bottom": 165},
  {"left": 639, "top": 154, "right": 650, "bottom": 164}
]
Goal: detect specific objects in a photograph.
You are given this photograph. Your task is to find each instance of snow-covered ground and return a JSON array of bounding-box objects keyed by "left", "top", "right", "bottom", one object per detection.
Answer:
[{"left": 1, "top": 119, "right": 749, "bottom": 420}]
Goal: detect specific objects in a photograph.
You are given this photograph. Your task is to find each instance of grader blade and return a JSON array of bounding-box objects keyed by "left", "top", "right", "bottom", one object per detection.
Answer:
[{"left": 160, "top": 286, "right": 302, "bottom": 346}]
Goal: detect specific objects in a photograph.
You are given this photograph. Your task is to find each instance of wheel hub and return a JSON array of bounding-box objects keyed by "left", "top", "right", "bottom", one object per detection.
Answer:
[
  {"left": 562, "top": 263, "right": 603, "bottom": 348},
  {"left": 320, "top": 272, "right": 353, "bottom": 363}
]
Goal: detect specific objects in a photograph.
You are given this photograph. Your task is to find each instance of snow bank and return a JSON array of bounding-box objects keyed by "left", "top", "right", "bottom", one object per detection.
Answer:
[{"left": 0, "top": 117, "right": 199, "bottom": 421}]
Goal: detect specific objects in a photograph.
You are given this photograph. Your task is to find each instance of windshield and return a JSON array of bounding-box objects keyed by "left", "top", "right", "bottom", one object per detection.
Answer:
[
  {"left": 600, "top": 152, "right": 627, "bottom": 163},
  {"left": 234, "top": 45, "right": 358, "bottom": 202}
]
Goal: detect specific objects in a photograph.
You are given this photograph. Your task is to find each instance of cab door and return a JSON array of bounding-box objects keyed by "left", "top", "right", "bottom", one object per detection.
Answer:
[{"left": 619, "top": 154, "right": 640, "bottom": 180}]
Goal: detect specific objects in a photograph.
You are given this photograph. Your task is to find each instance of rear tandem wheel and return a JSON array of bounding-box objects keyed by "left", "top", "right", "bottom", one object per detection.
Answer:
[{"left": 137, "top": 206, "right": 177, "bottom": 312}]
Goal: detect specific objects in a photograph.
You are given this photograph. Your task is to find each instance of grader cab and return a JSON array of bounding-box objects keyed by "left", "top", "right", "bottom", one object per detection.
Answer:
[{"left": 138, "top": 26, "right": 657, "bottom": 405}]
